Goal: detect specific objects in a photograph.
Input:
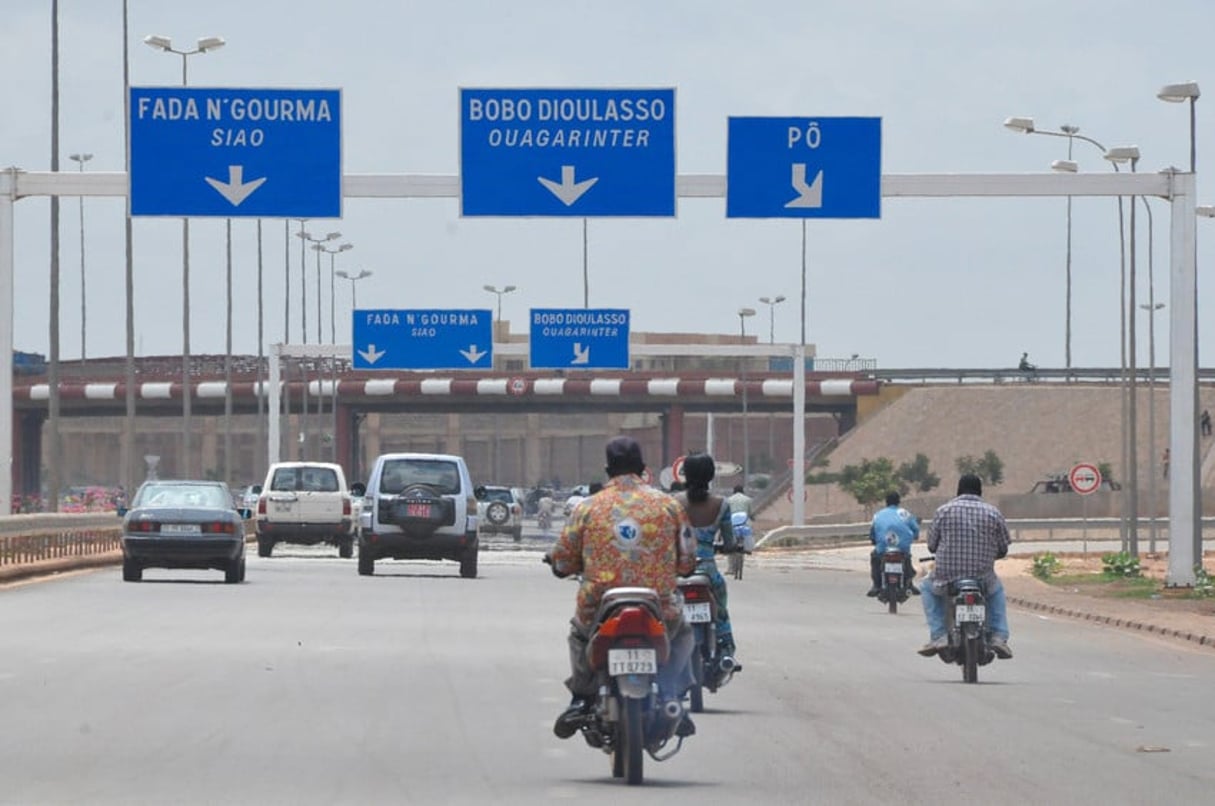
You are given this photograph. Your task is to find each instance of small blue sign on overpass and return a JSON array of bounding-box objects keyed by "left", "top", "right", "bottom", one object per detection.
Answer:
[
  {"left": 727, "top": 116, "right": 881, "bottom": 219},
  {"left": 529, "top": 308, "right": 630, "bottom": 369},
  {"left": 352, "top": 309, "right": 493, "bottom": 371},
  {"left": 460, "top": 88, "right": 676, "bottom": 217},
  {"left": 129, "top": 87, "right": 341, "bottom": 218}
]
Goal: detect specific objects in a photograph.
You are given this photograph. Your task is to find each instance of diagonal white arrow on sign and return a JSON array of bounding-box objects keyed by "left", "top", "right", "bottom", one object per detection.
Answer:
[
  {"left": 784, "top": 164, "right": 823, "bottom": 209},
  {"left": 358, "top": 344, "right": 385, "bottom": 364},
  {"left": 538, "top": 165, "right": 599, "bottom": 206},
  {"left": 572, "top": 343, "right": 590, "bottom": 365},
  {"left": 205, "top": 165, "right": 268, "bottom": 206},
  {"left": 460, "top": 344, "right": 487, "bottom": 364}
]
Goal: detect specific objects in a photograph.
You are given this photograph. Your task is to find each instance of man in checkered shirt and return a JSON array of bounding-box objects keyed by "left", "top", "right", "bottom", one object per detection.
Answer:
[{"left": 918, "top": 474, "right": 1013, "bottom": 659}]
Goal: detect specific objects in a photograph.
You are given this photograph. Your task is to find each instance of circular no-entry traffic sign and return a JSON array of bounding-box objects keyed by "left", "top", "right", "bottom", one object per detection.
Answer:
[{"left": 1068, "top": 462, "right": 1102, "bottom": 495}]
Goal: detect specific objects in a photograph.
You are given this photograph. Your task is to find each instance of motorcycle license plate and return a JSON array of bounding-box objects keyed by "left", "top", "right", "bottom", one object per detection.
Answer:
[
  {"left": 607, "top": 648, "right": 657, "bottom": 676},
  {"left": 956, "top": 604, "right": 985, "bottom": 623},
  {"left": 884, "top": 563, "right": 903, "bottom": 574},
  {"left": 683, "top": 602, "right": 712, "bottom": 623}
]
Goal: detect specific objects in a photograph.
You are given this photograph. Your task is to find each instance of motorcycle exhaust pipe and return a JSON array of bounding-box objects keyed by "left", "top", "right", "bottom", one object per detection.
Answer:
[
  {"left": 663, "top": 699, "right": 684, "bottom": 720},
  {"left": 718, "top": 656, "right": 737, "bottom": 675}
]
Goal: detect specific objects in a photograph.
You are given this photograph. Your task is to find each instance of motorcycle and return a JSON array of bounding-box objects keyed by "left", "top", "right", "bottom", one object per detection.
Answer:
[
  {"left": 926, "top": 570, "right": 997, "bottom": 684},
  {"left": 677, "top": 574, "right": 739, "bottom": 713},
  {"left": 575, "top": 586, "right": 691, "bottom": 785},
  {"left": 537, "top": 508, "right": 552, "bottom": 532},
  {"left": 875, "top": 533, "right": 912, "bottom": 614}
]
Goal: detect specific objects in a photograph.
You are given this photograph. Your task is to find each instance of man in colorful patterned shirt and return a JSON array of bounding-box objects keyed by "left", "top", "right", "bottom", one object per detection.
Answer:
[
  {"left": 919, "top": 473, "right": 1013, "bottom": 659},
  {"left": 546, "top": 436, "right": 697, "bottom": 740}
]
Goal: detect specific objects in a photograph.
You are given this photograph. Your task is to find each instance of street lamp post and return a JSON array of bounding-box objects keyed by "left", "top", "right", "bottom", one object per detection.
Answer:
[
  {"left": 68, "top": 152, "right": 92, "bottom": 360},
  {"left": 758, "top": 294, "right": 786, "bottom": 345},
  {"left": 483, "top": 284, "right": 518, "bottom": 325},
  {"left": 336, "top": 269, "right": 373, "bottom": 331},
  {"left": 738, "top": 307, "right": 757, "bottom": 491},
  {"left": 313, "top": 242, "right": 353, "bottom": 343},
  {"left": 296, "top": 230, "right": 339, "bottom": 343},
  {"left": 1106, "top": 146, "right": 1141, "bottom": 556},
  {"left": 1158, "top": 81, "right": 1203, "bottom": 572},
  {"left": 144, "top": 33, "right": 224, "bottom": 477}
]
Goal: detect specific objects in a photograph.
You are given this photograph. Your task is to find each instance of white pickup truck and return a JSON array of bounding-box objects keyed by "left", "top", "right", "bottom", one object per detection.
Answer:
[{"left": 255, "top": 461, "right": 363, "bottom": 558}]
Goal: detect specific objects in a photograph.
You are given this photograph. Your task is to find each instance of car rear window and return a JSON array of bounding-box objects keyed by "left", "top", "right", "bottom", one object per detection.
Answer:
[
  {"left": 270, "top": 467, "right": 339, "bottom": 493},
  {"left": 485, "top": 488, "right": 514, "bottom": 503},
  {"left": 379, "top": 459, "right": 461, "bottom": 495},
  {"left": 136, "top": 484, "right": 229, "bottom": 508}
]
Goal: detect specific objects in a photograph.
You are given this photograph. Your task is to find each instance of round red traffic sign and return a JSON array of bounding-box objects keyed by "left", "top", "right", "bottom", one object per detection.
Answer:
[
  {"left": 640, "top": 467, "right": 654, "bottom": 486},
  {"left": 1068, "top": 462, "right": 1102, "bottom": 495},
  {"left": 507, "top": 377, "right": 527, "bottom": 396},
  {"left": 671, "top": 455, "right": 687, "bottom": 483}
]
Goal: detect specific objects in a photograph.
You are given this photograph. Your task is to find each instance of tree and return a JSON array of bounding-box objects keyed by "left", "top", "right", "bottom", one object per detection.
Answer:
[
  {"left": 955, "top": 450, "right": 1005, "bottom": 487},
  {"left": 898, "top": 453, "right": 941, "bottom": 493},
  {"left": 838, "top": 458, "right": 905, "bottom": 508}
]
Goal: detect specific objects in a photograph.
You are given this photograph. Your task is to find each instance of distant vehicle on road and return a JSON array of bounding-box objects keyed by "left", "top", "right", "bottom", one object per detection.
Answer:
[{"left": 119, "top": 480, "right": 248, "bottom": 584}]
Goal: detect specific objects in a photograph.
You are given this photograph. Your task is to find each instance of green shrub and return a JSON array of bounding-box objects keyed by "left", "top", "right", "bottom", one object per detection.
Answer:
[
  {"left": 1032, "top": 552, "right": 1062, "bottom": 580},
  {"left": 1193, "top": 566, "right": 1215, "bottom": 598},
  {"left": 1101, "top": 551, "right": 1142, "bottom": 579}
]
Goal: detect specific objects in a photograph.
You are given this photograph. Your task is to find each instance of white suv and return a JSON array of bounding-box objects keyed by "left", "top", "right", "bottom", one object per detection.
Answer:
[
  {"left": 255, "top": 462, "right": 359, "bottom": 558},
  {"left": 477, "top": 485, "right": 524, "bottom": 542},
  {"left": 359, "top": 452, "right": 480, "bottom": 578}
]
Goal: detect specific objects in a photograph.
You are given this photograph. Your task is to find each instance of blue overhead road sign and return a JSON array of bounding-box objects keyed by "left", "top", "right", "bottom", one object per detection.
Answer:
[
  {"left": 727, "top": 117, "right": 881, "bottom": 219},
  {"left": 529, "top": 309, "right": 630, "bottom": 369},
  {"left": 352, "top": 309, "right": 493, "bottom": 371},
  {"left": 460, "top": 88, "right": 676, "bottom": 217},
  {"left": 130, "top": 87, "right": 341, "bottom": 218}
]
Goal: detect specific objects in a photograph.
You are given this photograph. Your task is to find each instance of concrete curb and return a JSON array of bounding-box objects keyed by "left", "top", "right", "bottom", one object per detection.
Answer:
[
  {"left": 0, "top": 551, "right": 122, "bottom": 583},
  {"left": 1006, "top": 594, "right": 1214, "bottom": 650}
]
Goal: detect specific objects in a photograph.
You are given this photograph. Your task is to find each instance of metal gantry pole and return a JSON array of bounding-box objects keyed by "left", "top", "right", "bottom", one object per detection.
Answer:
[{"left": 1168, "top": 170, "right": 1199, "bottom": 586}]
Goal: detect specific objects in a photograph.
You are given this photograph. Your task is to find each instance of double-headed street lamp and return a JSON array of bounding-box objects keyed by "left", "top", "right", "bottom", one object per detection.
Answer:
[
  {"left": 68, "top": 152, "right": 92, "bottom": 360},
  {"left": 336, "top": 269, "right": 373, "bottom": 331},
  {"left": 758, "top": 294, "right": 786, "bottom": 345},
  {"left": 483, "top": 284, "right": 517, "bottom": 324},
  {"left": 313, "top": 241, "right": 353, "bottom": 344},
  {"left": 144, "top": 33, "right": 224, "bottom": 478},
  {"left": 296, "top": 230, "right": 340, "bottom": 344},
  {"left": 738, "top": 307, "right": 757, "bottom": 491}
]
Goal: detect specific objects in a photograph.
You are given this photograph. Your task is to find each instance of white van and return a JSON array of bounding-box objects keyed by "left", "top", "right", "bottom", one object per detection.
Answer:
[{"left": 359, "top": 452, "right": 480, "bottom": 578}]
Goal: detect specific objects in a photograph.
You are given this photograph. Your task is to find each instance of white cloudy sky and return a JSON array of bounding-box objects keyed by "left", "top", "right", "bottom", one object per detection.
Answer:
[{"left": 2, "top": 0, "right": 1212, "bottom": 368}]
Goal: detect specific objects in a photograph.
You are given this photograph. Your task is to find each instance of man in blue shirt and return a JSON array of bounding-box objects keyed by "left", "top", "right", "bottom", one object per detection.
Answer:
[{"left": 867, "top": 491, "right": 920, "bottom": 597}]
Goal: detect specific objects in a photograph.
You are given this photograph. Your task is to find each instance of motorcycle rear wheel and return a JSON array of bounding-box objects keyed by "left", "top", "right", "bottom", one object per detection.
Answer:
[
  {"left": 619, "top": 698, "right": 645, "bottom": 785},
  {"left": 962, "top": 635, "right": 979, "bottom": 683},
  {"left": 689, "top": 654, "right": 705, "bottom": 713},
  {"left": 886, "top": 583, "right": 899, "bottom": 614}
]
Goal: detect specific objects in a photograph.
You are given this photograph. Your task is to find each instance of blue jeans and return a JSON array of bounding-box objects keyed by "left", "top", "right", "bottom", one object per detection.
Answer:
[{"left": 921, "top": 576, "right": 1009, "bottom": 641}]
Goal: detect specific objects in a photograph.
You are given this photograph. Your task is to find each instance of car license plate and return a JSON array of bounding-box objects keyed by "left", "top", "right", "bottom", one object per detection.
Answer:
[
  {"left": 406, "top": 502, "right": 432, "bottom": 519},
  {"left": 884, "top": 563, "right": 903, "bottom": 574},
  {"left": 273, "top": 502, "right": 292, "bottom": 513},
  {"left": 683, "top": 602, "right": 712, "bottom": 623},
  {"left": 607, "top": 648, "right": 657, "bottom": 676},
  {"left": 161, "top": 523, "right": 201, "bottom": 534},
  {"left": 956, "top": 604, "right": 985, "bottom": 623}
]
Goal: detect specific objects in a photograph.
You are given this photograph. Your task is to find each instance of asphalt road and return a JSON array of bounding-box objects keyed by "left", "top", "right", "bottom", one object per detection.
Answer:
[{"left": 1, "top": 542, "right": 1213, "bottom": 805}]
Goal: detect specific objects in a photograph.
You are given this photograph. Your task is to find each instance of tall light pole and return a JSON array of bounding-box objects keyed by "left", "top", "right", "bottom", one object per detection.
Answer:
[
  {"left": 313, "top": 241, "right": 353, "bottom": 343},
  {"left": 1139, "top": 197, "right": 1161, "bottom": 552},
  {"left": 1106, "top": 145, "right": 1141, "bottom": 556},
  {"left": 298, "top": 231, "right": 340, "bottom": 343},
  {"left": 68, "top": 152, "right": 92, "bottom": 360},
  {"left": 483, "top": 284, "right": 517, "bottom": 324},
  {"left": 144, "top": 33, "right": 225, "bottom": 477},
  {"left": 758, "top": 294, "right": 786, "bottom": 345},
  {"left": 336, "top": 269, "right": 372, "bottom": 332},
  {"left": 293, "top": 219, "right": 309, "bottom": 343},
  {"left": 738, "top": 307, "right": 756, "bottom": 491},
  {"left": 1158, "top": 80, "right": 1202, "bottom": 572}
]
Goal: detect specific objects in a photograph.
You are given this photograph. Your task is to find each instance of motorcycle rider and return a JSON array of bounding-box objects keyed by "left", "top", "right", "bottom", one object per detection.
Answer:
[
  {"left": 546, "top": 436, "right": 698, "bottom": 739},
  {"left": 674, "top": 453, "right": 742, "bottom": 677},
  {"left": 866, "top": 491, "right": 920, "bottom": 597},
  {"left": 918, "top": 474, "right": 1013, "bottom": 659}
]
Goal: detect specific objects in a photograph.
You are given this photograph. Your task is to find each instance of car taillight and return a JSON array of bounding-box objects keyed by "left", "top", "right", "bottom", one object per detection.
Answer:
[
  {"left": 201, "top": 521, "right": 236, "bottom": 534},
  {"left": 466, "top": 496, "right": 478, "bottom": 516},
  {"left": 342, "top": 498, "right": 351, "bottom": 516},
  {"left": 129, "top": 520, "right": 159, "bottom": 533},
  {"left": 682, "top": 585, "right": 710, "bottom": 603},
  {"left": 257, "top": 497, "right": 266, "bottom": 515}
]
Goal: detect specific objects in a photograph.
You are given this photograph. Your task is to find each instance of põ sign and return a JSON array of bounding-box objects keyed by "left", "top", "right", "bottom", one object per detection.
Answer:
[{"left": 1068, "top": 462, "right": 1102, "bottom": 495}]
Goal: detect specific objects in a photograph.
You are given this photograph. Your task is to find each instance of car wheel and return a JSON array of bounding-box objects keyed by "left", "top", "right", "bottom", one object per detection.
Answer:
[
  {"left": 122, "top": 559, "right": 142, "bottom": 583},
  {"left": 257, "top": 536, "right": 274, "bottom": 558},
  {"left": 237, "top": 556, "right": 247, "bottom": 583},
  {"left": 225, "top": 557, "right": 244, "bottom": 584},
  {"left": 338, "top": 537, "right": 354, "bottom": 559},
  {"left": 486, "top": 501, "right": 510, "bottom": 526},
  {"left": 459, "top": 545, "right": 478, "bottom": 579},
  {"left": 358, "top": 550, "right": 375, "bottom": 576}
]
